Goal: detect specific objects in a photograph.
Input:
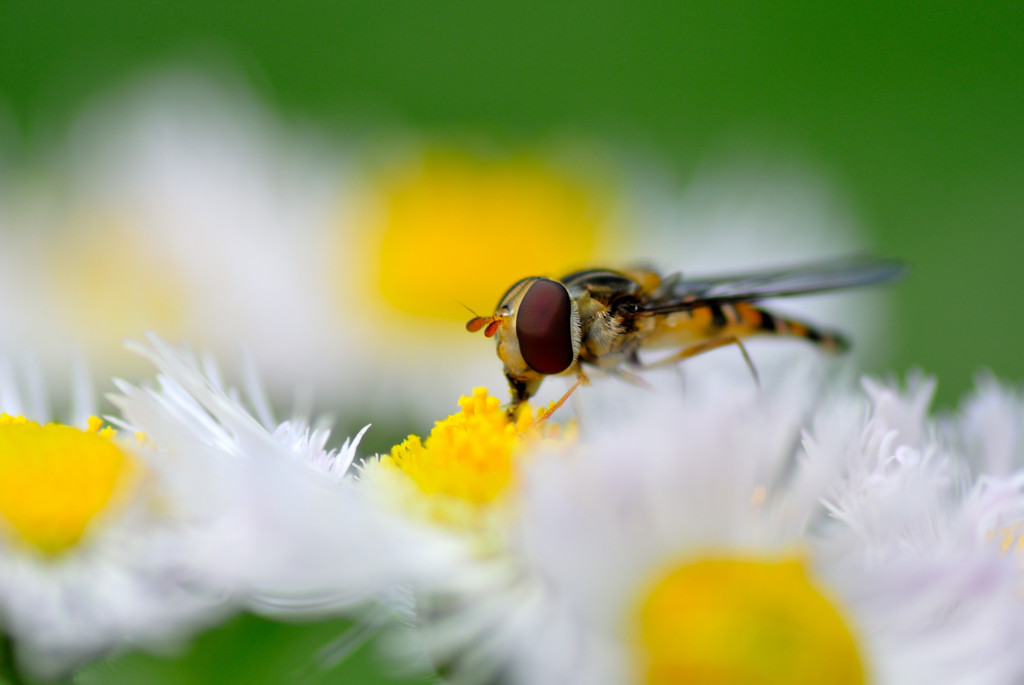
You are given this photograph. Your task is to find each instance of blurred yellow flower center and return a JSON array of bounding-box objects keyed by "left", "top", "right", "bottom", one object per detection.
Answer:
[
  {"left": 636, "top": 556, "right": 865, "bottom": 685},
  {"left": 991, "top": 524, "right": 1024, "bottom": 554},
  {"left": 368, "top": 154, "right": 612, "bottom": 321},
  {"left": 51, "top": 215, "right": 187, "bottom": 354},
  {"left": 0, "top": 415, "right": 136, "bottom": 556}
]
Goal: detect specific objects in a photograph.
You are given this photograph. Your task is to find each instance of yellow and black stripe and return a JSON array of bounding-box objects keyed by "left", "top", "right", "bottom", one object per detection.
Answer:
[{"left": 733, "top": 303, "right": 849, "bottom": 352}]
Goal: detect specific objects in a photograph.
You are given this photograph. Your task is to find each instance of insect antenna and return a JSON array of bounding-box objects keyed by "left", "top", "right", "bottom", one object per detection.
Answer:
[
  {"left": 462, "top": 301, "right": 492, "bottom": 333},
  {"left": 458, "top": 301, "right": 482, "bottom": 318}
]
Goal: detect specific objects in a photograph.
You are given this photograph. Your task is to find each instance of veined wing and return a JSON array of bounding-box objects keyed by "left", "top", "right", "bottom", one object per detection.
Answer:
[{"left": 637, "top": 256, "right": 905, "bottom": 315}]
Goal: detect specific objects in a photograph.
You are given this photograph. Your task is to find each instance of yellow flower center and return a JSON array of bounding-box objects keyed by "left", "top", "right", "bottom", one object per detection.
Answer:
[
  {"left": 357, "top": 153, "right": 615, "bottom": 323},
  {"left": 387, "top": 388, "right": 554, "bottom": 503},
  {"left": 636, "top": 556, "right": 865, "bottom": 685},
  {"left": 0, "top": 415, "right": 137, "bottom": 556},
  {"left": 990, "top": 523, "right": 1024, "bottom": 554},
  {"left": 50, "top": 214, "right": 188, "bottom": 362},
  {"left": 371, "top": 388, "right": 571, "bottom": 532}
]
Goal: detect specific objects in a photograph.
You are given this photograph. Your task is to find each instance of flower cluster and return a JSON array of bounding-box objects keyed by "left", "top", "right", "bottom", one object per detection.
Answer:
[
  {"left": 2, "top": 333, "right": 1023, "bottom": 685},
  {"left": 360, "top": 371, "right": 1024, "bottom": 685}
]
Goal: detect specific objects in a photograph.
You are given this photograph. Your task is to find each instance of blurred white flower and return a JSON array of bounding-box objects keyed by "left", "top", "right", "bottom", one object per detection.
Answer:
[
  {"left": 0, "top": 356, "right": 227, "bottom": 678},
  {"left": 938, "top": 375, "right": 1024, "bottom": 589},
  {"left": 956, "top": 373, "right": 1024, "bottom": 478},
  {"left": 801, "top": 376, "right": 1024, "bottom": 684},
  {"left": 1, "top": 73, "right": 355, "bottom": 394},
  {"left": 622, "top": 160, "right": 888, "bottom": 357},
  {"left": 109, "top": 335, "right": 463, "bottom": 618},
  {"left": 805, "top": 372, "right": 1024, "bottom": 569},
  {"left": 334, "top": 146, "right": 892, "bottom": 416}
]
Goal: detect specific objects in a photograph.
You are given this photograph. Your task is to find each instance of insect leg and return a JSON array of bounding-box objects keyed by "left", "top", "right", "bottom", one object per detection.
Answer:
[
  {"left": 535, "top": 371, "right": 591, "bottom": 424},
  {"left": 643, "top": 336, "right": 761, "bottom": 390},
  {"left": 607, "top": 367, "right": 657, "bottom": 392}
]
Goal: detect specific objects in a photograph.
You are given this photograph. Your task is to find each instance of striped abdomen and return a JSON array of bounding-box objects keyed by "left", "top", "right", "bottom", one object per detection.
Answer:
[{"left": 640, "top": 302, "right": 849, "bottom": 352}]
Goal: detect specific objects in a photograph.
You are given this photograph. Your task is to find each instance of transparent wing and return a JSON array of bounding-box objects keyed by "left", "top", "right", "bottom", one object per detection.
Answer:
[{"left": 637, "top": 255, "right": 906, "bottom": 314}]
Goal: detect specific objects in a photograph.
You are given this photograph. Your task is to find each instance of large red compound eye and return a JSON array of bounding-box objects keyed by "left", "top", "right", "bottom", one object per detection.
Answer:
[{"left": 516, "top": 279, "right": 574, "bottom": 374}]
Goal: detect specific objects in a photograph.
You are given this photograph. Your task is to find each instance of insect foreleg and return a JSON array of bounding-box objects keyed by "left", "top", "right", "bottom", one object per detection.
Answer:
[{"left": 534, "top": 371, "right": 591, "bottom": 425}]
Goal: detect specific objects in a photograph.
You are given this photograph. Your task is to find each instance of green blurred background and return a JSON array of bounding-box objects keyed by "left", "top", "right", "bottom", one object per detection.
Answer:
[
  {"left": 2, "top": 2, "right": 1022, "bottom": 682},
  {"left": 4, "top": 1, "right": 1023, "bottom": 404}
]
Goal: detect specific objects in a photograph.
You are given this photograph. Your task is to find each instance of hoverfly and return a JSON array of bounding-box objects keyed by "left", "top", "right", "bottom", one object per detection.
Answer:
[{"left": 466, "top": 256, "right": 905, "bottom": 415}]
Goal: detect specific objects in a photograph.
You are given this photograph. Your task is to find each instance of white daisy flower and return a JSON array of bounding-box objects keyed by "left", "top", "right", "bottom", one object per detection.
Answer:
[
  {"left": 353, "top": 384, "right": 581, "bottom": 680},
  {"left": 4, "top": 73, "right": 355, "bottom": 396},
  {"left": 380, "top": 373, "right": 1024, "bottom": 685},
  {"left": 956, "top": 373, "right": 1024, "bottom": 478},
  {"left": 807, "top": 373, "right": 1024, "bottom": 570},
  {"left": 931, "top": 375, "right": 1024, "bottom": 583},
  {"left": 0, "top": 355, "right": 227, "bottom": 679},
  {"left": 796, "top": 374, "right": 952, "bottom": 562},
  {"left": 800, "top": 375, "right": 1024, "bottom": 684},
  {"left": 109, "top": 335, "right": 464, "bottom": 618}
]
